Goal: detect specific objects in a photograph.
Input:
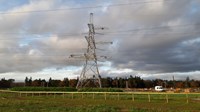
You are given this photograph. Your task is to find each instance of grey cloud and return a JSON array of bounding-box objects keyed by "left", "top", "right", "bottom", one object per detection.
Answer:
[{"left": 0, "top": 0, "right": 200, "bottom": 80}]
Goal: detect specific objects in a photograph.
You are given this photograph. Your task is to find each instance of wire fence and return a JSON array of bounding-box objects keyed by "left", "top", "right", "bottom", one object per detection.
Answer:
[{"left": 1, "top": 90, "right": 200, "bottom": 103}]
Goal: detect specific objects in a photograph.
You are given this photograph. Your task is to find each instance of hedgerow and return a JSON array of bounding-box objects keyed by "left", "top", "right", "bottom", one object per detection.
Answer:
[
  {"left": 10, "top": 87, "right": 123, "bottom": 92},
  {"left": 10, "top": 87, "right": 77, "bottom": 92},
  {"left": 78, "top": 88, "right": 123, "bottom": 92}
]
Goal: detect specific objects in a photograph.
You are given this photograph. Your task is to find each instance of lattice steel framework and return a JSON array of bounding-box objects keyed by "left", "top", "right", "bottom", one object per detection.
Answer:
[{"left": 70, "top": 13, "right": 111, "bottom": 88}]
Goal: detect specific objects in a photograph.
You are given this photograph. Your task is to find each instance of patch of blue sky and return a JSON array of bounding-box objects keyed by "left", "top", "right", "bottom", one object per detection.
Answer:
[
  {"left": 42, "top": 66, "right": 81, "bottom": 72},
  {"left": 182, "top": 37, "right": 200, "bottom": 45},
  {"left": 191, "top": 7, "right": 198, "bottom": 14},
  {"left": 72, "top": 0, "right": 92, "bottom": 4},
  {"left": 65, "top": 66, "right": 81, "bottom": 71},
  {"left": 99, "top": 61, "right": 112, "bottom": 71},
  {"left": 47, "top": 0, "right": 92, "bottom": 7},
  {"left": 190, "top": 1, "right": 200, "bottom": 14},
  {"left": 18, "top": 34, "right": 49, "bottom": 47},
  {"left": 58, "top": 0, "right": 112, "bottom": 7},
  {"left": 0, "top": 0, "right": 29, "bottom": 11},
  {"left": 39, "top": 66, "right": 81, "bottom": 79}
]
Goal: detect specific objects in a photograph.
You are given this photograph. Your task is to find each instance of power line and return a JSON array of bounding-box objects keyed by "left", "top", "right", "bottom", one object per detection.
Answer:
[
  {"left": 0, "top": 23, "right": 199, "bottom": 38},
  {"left": 0, "top": 0, "right": 186, "bottom": 15},
  {"left": 0, "top": 31, "right": 199, "bottom": 41},
  {"left": 0, "top": 34, "right": 83, "bottom": 40},
  {"left": 0, "top": 32, "right": 83, "bottom": 36},
  {"left": 103, "top": 23, "right": 200, "bottom": 34},
  {"left": 0, "top": 30, "right": 199, "bottom": 44},
  {"left": 0, "top": 23, "right": 200, "bottom": 35},
  {"left": 101, "top": 31, "right": 200, "bottom": 38},
  {"left": 0, "top": 47, "right": 87, "bottom": 51},
  {"left": 0, "top": 54, "right": 68, "bottom": 57}
]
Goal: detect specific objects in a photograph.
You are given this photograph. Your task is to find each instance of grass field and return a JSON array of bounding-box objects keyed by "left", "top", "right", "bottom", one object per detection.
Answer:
[{"left": 0, "top": 91, "right": 200, "bottom": 112}]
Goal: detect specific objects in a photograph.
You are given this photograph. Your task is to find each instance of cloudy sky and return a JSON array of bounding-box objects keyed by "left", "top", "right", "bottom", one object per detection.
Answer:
[{"left": 0, "top": 0, "right": 200, "bottom": 81}]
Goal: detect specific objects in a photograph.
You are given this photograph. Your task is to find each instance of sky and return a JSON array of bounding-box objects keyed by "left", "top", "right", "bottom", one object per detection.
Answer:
[{"left": 0, "top": 0, "right": 200, "bottom": 81}]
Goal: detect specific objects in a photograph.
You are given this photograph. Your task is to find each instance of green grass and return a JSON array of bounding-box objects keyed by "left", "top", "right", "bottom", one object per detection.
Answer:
[{"left": 0, "top": 91, "right": 200, "bottom": 112}]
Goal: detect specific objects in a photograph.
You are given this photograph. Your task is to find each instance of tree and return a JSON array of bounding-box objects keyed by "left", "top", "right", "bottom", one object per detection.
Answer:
[
  {"left": 190, "top": 80, "right": 199, "bottom": 88},
  {"left": 28, "top": 77, "right": 32, "bottom": 86},
  {"left": 153, "top": 79, "right": 164, "bottom": 87},
  {"left": 31, "top": 79, "right": 45, "bottom": 87},
  {"left": 0, "top": 78, "right": 14, "bottom": 88},
  {"left": 176, "top": 81, "right": 184, "bottom": 88},
  {"left": 118, "top": 78, "right": 125, "bottom": 88},
  {"left": 144, "top": 80, "right": 153, "bottom": 88},
  {"left": 135, "top": 76, "right": 145, "bottom": 88},
  {"left": 25, "top": 77, "right": 29, "bottom": 86},
  {"left": 128, "top": 75, "right": 137, "bottom": 88},
  {"left": 48, "top": 77, "right": 52, "bottom": 87},
  {"left": 48, "top": 78, "right": 60, "bottom": 87},
  {"left": 31, "top": 79, "right": 41, "bottom": 87},
  {"left": 112, "top": 77, "right": 119, "bottom": 88},
  {"left": 41, "top": 79, "right": 46, "bottom": 87},
  {"left": 102, "top": 77, "right": 112, "bottom": 87},
  {"left": 59, "top": 78, "right": 69, "bottom": 87},
  {"left": 69, "top": 79, "right": 77, "bottom": 87},
  {"left": 167, "top": 80, "right": 175, "bottom": 88},
  {"left": 185, "top": 76, "right": 190, "bottom": 88},
  {"left": 25, "top": 77, "right": 32, "bottom": 86}
]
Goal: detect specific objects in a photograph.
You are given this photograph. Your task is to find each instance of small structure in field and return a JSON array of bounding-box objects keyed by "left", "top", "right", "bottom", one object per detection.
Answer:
[{"left": 155, "top": 86, "right": 164, "bottom": 92}]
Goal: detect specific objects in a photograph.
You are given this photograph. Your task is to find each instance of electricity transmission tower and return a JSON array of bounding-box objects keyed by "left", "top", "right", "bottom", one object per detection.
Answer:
[{"left": 70, "top": 13, "right": 112, "bottom": 88}]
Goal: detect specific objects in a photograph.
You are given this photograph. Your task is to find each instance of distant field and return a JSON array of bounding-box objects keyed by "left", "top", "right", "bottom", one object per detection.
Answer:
[{"left": 0, "top": 90, "right": 200, "bottom": 112}]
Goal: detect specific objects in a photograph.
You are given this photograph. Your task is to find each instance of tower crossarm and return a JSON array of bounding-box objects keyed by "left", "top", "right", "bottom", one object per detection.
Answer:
[
  {"left": 96, "top": 41, "right": 113, "bottom": 45},
  {"left": 94, "top": 27, "right": 107, "bottom": 30},
  {"left": 70, "top": 53, "right": 106, "bottom": 61},
  {"left": 69, "top": 54, "right": 85, "bottom": 59}
]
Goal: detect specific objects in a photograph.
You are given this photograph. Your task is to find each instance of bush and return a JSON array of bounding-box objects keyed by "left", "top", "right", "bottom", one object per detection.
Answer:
[
  {"left": 78, "top": 88, "right": 123, "bottom": 92},
  {"left": 10, "top": 87, "right": 77, "bottom": 92}
]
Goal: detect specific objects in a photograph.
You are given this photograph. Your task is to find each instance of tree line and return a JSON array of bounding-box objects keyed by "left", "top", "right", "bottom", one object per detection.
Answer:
[
  {"left": 0, "top": 76, "right": 200, "bottom": 88},
  {"left": 0, "top": 78, "right": 15, "bottom": 88}
]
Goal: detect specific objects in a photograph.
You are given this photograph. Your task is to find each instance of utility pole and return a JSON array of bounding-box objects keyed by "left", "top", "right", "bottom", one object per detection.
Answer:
[
  {"left": 173, "top": 75, "right": 175, "bottom": 89},
  {"left": 70, "top": 13, "right": 112, "bottom": 88}
]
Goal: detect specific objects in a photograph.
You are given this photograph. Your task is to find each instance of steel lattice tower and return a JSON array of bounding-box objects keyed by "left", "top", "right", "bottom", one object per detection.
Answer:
[{"left": 70, "top": 13, "right": 111, "bottom": 88}]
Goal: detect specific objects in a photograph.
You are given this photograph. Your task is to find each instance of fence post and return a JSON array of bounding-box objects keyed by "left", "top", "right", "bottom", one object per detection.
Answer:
[
  {"left": 82, "top": 93, "right": 84, "bottom": 99},
  {"left": 132, "top": 93, "right": 134, "bottom": 101},
  {"left": 118, "top": 93, "right": 120, "bottom": 100},
  {"left": 32, "top": 93, "right": 34, "bottom": 97},
  {"left": 19, "top": 92, "right": 21, "bottom": 97},
  {"left": 93, "top": 93, "right": 95, "bottom": 99},
  {"left": 72, "top": 93, "right": 74, "bottom": 99},
  {"left": 54, "top": 93, "right": 55, "bottom": 98},
  {"left": 63, "top": 93, "right": 65, "bottom": 98},
  {"left": 186, "top": 94, "right": 189, "bottom": 103},
  {"left": 104, "top": 93, "right": 107, "bottom": 100},
  {"left": 148, "top": 94, "right": 151, "bottom": 102},
  {"left": 166, "top": 94, "right": 168, "bottom": 103}
]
